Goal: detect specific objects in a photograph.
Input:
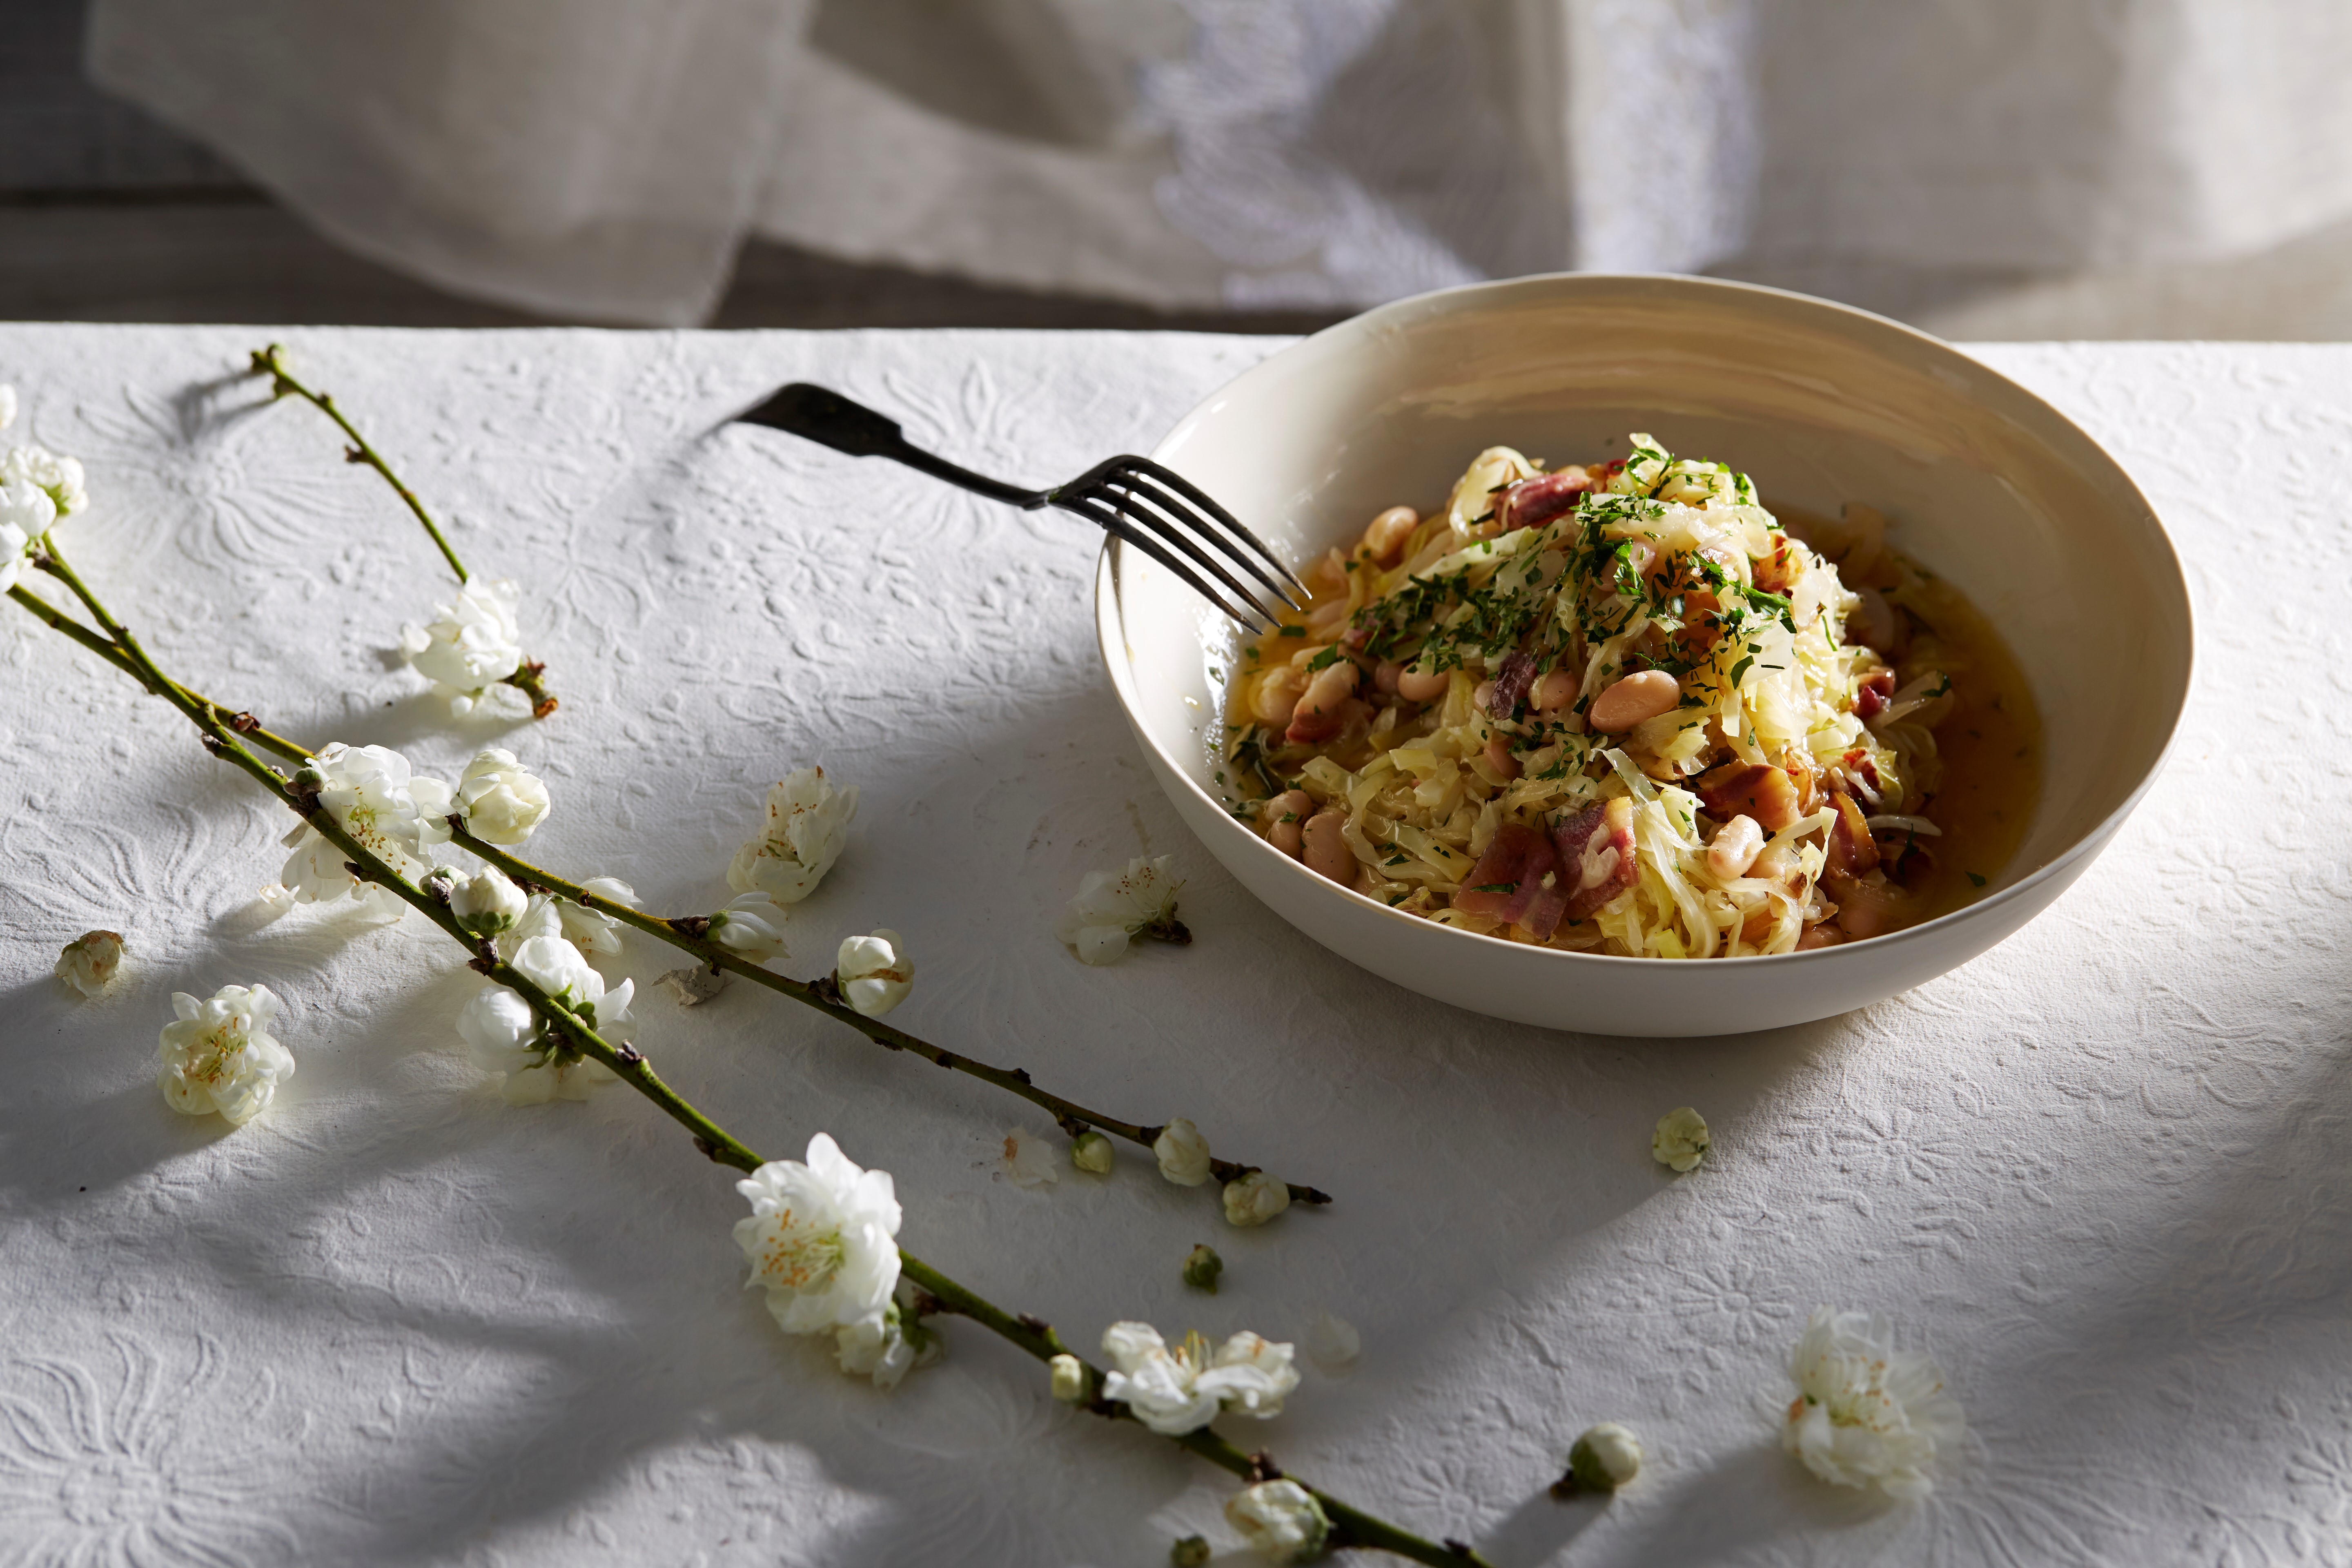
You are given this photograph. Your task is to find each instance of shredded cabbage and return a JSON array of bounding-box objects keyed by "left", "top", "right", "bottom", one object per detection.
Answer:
[{"left": 1225, "top": 433, "right": 1968, "bottom": 955}]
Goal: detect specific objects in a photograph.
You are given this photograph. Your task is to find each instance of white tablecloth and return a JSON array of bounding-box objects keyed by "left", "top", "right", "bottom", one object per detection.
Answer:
[{"left": 0, "top": 325, "right": 2341, "bottom": 1567}]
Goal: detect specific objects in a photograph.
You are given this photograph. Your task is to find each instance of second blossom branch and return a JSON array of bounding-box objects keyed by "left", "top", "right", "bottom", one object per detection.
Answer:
[
  {"left": 249, "top": 345, "right": 556, "bottom": 719},
  {"left": 448, "top": 822, "right": 1333, "bottom": 1221}
]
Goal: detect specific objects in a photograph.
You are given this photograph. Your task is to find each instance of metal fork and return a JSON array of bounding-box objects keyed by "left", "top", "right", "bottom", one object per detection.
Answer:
[{"left": 733, "top": 382, "right": 1305, "bottom": 629}]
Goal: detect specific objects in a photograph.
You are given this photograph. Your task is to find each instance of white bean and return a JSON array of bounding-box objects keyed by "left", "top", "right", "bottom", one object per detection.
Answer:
[
  {"left": 1361, "top": 506, "right": 1419, "bottom": 565},
  {"left": 1395, "top": 665, "right": 1450, "bottom": 703},
  {"left": 1588, "top": 669, "right": 1681, "bottom": 733},
  {"left": 1302, "top": 811, "right": 1356, "bottom": 887},
  {"left": 1533, "top": 670, "right": 1579, "bottom": 713},
  {"left": 1252, "top": 666, "right": 1306, "bottom": 727},
  {"left": 1706, "top": 814, "right": 1765, "bottom": 880},
  {"left": 1264, "top": 789, "right": 1311, "bottom": 858}
]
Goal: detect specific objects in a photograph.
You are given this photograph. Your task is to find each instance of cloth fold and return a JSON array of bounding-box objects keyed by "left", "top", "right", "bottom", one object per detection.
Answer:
[{"left": 88, "top": 0, "right": 2352, "bottom": 324}]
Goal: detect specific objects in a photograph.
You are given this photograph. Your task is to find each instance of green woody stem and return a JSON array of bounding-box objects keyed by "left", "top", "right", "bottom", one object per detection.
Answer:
[
  {"left": 450, "top": 824, "right": 1330, "bottom": 1207},
  {"left": 9, "top": 582, "right": 313, "bottom": 766},
  {"left": 3, "top": 550, "right": 1477, "bottom": 1568},
  {"left": 249, "top": 343, "right": 555, "bottom": 717},
  {"left": 250, "top": 344, "right": 468, "bottom": 583}
]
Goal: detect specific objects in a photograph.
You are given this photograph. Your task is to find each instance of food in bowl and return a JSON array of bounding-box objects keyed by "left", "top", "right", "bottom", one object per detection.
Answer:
[{"left": 1220, "top": 434, "right": 2039, "bottom": 958}]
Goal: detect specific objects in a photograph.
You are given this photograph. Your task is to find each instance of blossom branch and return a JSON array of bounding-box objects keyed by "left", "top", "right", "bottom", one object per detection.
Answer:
[
  {"left": 449, "top": 824, "right": 1332, "bottom": 1209},
  {"left": 249, "top": 344, "right": 555, "bottom": 718},
  {"left": 8, "top": 581, "right": 312, "bottom": 766},
  {"left": 9, "top": 551, "right": 1473, "bottom": 1568},
  {"left": 7, "top": 564, "right": 1325, "bottom": 1213},
  {"left": 249, "top": 345, "right": 468, "bottom": 583},
  {"left": 899, "top": 1255, "right": 1483, "bottom": 1566}
]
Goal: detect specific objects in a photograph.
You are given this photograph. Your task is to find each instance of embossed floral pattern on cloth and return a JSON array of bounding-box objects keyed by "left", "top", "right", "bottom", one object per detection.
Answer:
[{"left": 0, "top": 326, "right": 2344, "bottom": 1565}]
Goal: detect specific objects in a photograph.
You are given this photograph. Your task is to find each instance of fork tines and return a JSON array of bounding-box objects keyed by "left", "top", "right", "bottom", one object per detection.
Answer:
[{"left": 1053, "top": 456, "right": 1306, "bottom": 631}]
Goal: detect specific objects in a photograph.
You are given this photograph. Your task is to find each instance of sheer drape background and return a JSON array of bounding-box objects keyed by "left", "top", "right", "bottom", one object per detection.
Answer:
[{"left": 86, "top": 0, "right": 2352, "bottom": 327}]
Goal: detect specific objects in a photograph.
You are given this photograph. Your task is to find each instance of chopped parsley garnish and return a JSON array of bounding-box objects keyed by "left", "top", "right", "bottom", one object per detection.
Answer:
[{"left": 1966, "top": 872, "right": 1987, "bottom": 888}]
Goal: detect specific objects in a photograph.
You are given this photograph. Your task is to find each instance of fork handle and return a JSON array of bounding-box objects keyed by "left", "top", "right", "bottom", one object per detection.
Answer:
[{"left": 735, "top": 383, "right": 1040, "bottom": 508}]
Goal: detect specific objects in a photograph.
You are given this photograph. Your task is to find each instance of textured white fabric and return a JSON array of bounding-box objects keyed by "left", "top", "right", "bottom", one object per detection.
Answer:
[
  {"left": 85, "top": 0, "right": 2352, "bottom": 322},
  {"left": 0, "top": 324, "right": 2345, "bottom": 1565}
]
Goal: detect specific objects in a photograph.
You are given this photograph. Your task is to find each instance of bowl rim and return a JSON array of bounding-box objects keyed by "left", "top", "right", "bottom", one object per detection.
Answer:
[{"left": 1094, "top": 270, "right": 2196, "bottom": 971}]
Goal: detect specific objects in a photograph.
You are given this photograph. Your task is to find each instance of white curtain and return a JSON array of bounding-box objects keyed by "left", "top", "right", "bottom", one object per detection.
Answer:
[{"left": 89, "top": 0, "right": 2352, "bottom": 327}]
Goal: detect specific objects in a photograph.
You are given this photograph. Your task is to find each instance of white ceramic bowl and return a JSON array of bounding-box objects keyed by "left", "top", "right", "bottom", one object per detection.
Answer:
[{"left": 1095, "top": 274, "right": 2192, "bottom": 1037}]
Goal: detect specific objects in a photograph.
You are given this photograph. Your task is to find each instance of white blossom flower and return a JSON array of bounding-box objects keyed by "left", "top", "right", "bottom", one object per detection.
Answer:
[
  {"left": 410, "top": 774, "right": 456, "bottom": 849},
  {"left": 157, "top": 983, "right": 294, "bottom": 1126},
  {"left": 1566, "top": 1422, "right": 1644, "bottom": 1492},
  {"left": 734, "top": 1132, "right": 902, "bottom": 1340},
  {"left": 834, "top": 1287, "right": 938, "bottom": 1390},
  {"left": 279, "top": 743, "right": 437, "bottom": 917},
  {"left": 54, "top": 929, "right": 125, "bottom": 996},
  {"left": 499, "top": 892, "right": 565, "bottom": 954},
  {"left": 708, "top": 890, "right": 788, "bottom": 965},
  {"left": 278, "top": 824, "right": 381, "bottom": 910},
  {"left": 2, "top": 439, "right": 87, "bottom": 517},
  {"left": 1303, "top": 1310, "right": 1360, "bottom": 1376},
  {"left": 0, "top": 477, "right": 52, "bottom": 595},
  {"left": 835, "top": 929, "right": 911, "bottom": 1016},
  {"left": 1653, "top": 1106, "right": 1710, "bottom": 1172},
  {"left": 1048, "top": 1352, "right": 1089, "bottom": 1403},
  {"left": 1223, "top": 1170, "right": 1290, "bottom": 1227},
  {"left": 307, "top": 742, "right": 430, "bottom": 865},
  {"left": 1154, "top": 1118, "right": 1213, "bottom": 1187},
  {"left": 1783, "top": 1306, "right": 1965, "bottom": 1499},
  {"left": 1055, "top": 855, "right": 1187, "bottom": 964},
  {"left": 1226, "top": 1480, "right": 1330, "bottom": 1562},
  {"left": 454, "top": 933, "right": 635, "bottom": 1105},
  {"left": 499, "top": 886, "right": 634, "bottom": 959},
  {"left": 400, "top": 577, "right": 524, "bottom": 715},
  {"left": 727, "top": 766, "right": 858, "bottom": 902},
  {"left": 455, "top": 748, "right": 550, "bottom": 844},
  {"left": 557, "top": 876, "right": 637, "bottom": 953},
  {"left": 1000, "top": 1126, "right": 1060, "bottom": 1189},
  {"left": 1098, "top": 1323, "right": 1300, "bottom": 1437},
  {"left": 1071, "top": 1130, "right": 1114, "bottom": 1174},
  {"left": 444, "top": 865, "right": 527, "bottom": 937}
]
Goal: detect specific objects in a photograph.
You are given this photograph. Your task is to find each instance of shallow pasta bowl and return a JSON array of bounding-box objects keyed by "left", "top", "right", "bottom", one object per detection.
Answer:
[{"left": 1094, "top": 274, "right": 2191, "bottom": 1037}]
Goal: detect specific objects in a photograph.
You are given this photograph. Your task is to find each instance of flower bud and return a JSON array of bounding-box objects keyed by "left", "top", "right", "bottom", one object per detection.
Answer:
[
  {"left": 448, "top": 865, "right": 528, "bottom": 938},
  {"left": 1561, "top": 1421, "right": 1644, "bottom": 1494},
  {"left": 1652, "top": 1106, "right": 1710, "bottom": 1172},
  {"left": 456, "top": 748, "right": 550, "bottom": 844},
  {"left": 1222, "top": 1169, "right": 1290, "bottom": 1228},
  {"left": 1153, "top": 1117, "right": 1212, "bottom": 1186},
  {"left": 708, "top": 890, "right": 788, "bottom": 965},
  {"left": 1048, "top": 1352, "right": 1089, "bottom": 1403},
  {"left": 53, "top": 926, "right": 125, "bottom": 1001},
  {"left": 54, "top": 929, "right": 125, "bottom": 997},
  {"left": 1170, "top": 1536, "right": 1210, "bottom": 1568},
  {"left": 835, "top": 929, "right": 913, "bottom": 1017},
  {"left": 1070, "top": 1130, "right": 1114, "bottom": 1174},
  {"left": 1182, "top": 1243, "right": 1223, "bottom": 1294},
  {"left": 1225, "top": 1479, "right": 1330, "bottom": 1563}
]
